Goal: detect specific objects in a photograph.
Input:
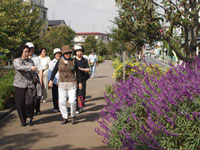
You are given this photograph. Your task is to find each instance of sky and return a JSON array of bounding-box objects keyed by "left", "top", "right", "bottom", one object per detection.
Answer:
[{"left": 45, "top": 0, "right": 118, "bottom": 33}]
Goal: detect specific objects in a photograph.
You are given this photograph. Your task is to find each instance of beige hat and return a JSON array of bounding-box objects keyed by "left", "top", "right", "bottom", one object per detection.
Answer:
[
  {"left": 61, "top": 45, "right": 72, "bottom": 54},
  {"left": 53, "top": 48, "right": 62, "bottom": 55}
]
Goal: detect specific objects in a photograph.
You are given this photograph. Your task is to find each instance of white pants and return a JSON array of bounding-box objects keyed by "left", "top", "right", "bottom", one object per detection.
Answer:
[
  {"left": 90, "top": 65, "right": 96, "bottom": 78},
  {"left": 58, "top": 88, "right": 76, "bottom": 119},
  {"left": 42, "top": 75, "right": 48, "bottom": 100}
]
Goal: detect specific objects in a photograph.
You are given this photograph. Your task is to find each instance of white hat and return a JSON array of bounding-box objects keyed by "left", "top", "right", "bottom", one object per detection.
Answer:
[
  {"left": 74, "top": 45, "right": 83, "bottom": 51},
  {"left": 25, "top": 42, "right": 34, "bottom": 48},
  {"left": 53, "top": 48, "right": 62, "bottom": 55}
]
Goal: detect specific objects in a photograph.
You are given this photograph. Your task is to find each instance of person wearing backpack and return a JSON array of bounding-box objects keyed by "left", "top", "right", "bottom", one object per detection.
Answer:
[{"left": 74, "top": 45, "right": 90, "bottom": 114}]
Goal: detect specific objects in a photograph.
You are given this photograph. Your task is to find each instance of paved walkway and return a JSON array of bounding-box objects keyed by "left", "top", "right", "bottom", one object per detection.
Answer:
[{"left": 0, "top": 60, "right": 114, "bottom": 150}]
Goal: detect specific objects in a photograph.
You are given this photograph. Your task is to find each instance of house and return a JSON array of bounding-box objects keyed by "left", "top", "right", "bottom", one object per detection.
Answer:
[
  {"left": 74, "top": 32, "right": 110, "bottom": 45},
  {"left": 48, "top": 20, "right": 66, "bottom": 27},
  {"left": 23, "top": 0, "right": 48, "bottom": 21}
]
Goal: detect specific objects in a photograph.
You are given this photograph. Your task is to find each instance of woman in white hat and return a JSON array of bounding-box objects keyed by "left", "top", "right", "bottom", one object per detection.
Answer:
[
  {"left": 74, "top": 45, "right": 90, "bottom": 114},
  {"left": 48, "top": 48, "right": 62, "bottom": 113}
]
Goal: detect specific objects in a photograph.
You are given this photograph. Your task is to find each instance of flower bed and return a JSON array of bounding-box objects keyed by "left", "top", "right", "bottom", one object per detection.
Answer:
[{"left": 96, "top": 58, "right": 200, "bottom": 149}]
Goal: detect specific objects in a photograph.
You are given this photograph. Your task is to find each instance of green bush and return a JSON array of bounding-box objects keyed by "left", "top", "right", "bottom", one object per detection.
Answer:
[
  {"left": 103, "top": 55, "right": 116, "bottom": 60},
  {"left": 0, "top": 55, "right": 8, "bottom": 66},
  {"left": 98, "top": 56, "right": 104, "bottom": 63},
  {"left": 0, "top": 70, "right": 14, "bottom": 110}
]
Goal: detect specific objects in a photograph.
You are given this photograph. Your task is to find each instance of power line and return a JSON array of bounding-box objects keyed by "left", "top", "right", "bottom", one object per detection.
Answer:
[{"left": 58, "top": 0, "right": 117, "bottom": 15}]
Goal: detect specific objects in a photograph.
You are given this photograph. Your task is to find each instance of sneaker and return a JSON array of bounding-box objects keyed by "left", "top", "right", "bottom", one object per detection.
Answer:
[
  {"left": 35, "top": 111, "right": 41, "bottom": 115},
  {"left": 42, "top": 100, "right": 47, "bottom": 103},
  {"left": 76, "top": 111, "right": 80, "bottom": 115},
  {"left": 61, "top": 119, "right": 68, "bottom": 125},
  {"left": 26, "top": 118, "right": 33, "bottom": 126},
  {"left": 21, "top": 122, "right": 26, "bottom": 127},
  {"left": 53, "top": 109, "right": 59, "bottom": 113},
  {"left": 71, "top": 116, "right": 76, "bottom": 124},
  {"left": 80, "top": 107, "right": 84, "bottom": 112}
]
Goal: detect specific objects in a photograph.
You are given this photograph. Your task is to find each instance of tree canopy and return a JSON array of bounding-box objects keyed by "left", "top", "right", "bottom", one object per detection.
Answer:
[
  {"left": 115, "top": 0, "right": 200, "bottom": 61},
  {"left": 38, "top": 26, "right": 75, "bottom": 58},
  {"left": 0, "top": 0, "right": 43, "bottom": 57},
  {"left": 83, "top": 35, "right": 97, "bottom": 55}
]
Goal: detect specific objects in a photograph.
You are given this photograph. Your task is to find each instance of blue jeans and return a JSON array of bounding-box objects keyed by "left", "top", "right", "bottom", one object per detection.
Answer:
[{"left": 90, "top": 65, "right": 96, "bottom": 78}]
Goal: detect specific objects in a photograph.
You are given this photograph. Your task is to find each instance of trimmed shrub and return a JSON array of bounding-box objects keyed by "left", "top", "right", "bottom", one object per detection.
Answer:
[
  {"left": 96, "top": 58, "right": 200, "bottom": 150},
  {"left": 0, "top": 70, "right": 14, "bottom": 110}
]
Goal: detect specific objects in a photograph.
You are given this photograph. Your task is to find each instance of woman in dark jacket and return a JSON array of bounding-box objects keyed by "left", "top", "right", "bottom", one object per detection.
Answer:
[
  {"left": 74, "top": 45, "right": 90, "bottom": 114},
  {"left": 13, "top": 45, "right": 39, "bottom": 126}
]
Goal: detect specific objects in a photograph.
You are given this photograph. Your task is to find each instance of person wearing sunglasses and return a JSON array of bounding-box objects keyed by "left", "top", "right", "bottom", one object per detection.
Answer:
[{"left": 48, "top": 45, "right": 78, "bottom": 125}]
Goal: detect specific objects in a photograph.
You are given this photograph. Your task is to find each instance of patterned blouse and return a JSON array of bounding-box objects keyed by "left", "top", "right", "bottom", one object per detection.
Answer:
[{"left": 13, "top": 58, "right": 35, "bottom": 88}]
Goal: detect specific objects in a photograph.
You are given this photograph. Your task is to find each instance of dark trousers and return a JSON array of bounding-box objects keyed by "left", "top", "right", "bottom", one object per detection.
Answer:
[
  {"left": 52, "top": 83, "right": 59, "bottom": 110},
  {"left": 35, "top": 96, "right": 40, "bottom": 113},
  {"left": 14, "top": 86, "right": 34, "bottom": 124},
  {"left": 76, "top": 80, "right": 87, "bottom": 111}
]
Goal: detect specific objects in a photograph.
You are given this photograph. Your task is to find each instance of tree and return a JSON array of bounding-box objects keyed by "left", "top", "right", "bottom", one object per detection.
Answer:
[
  {"left": 38, "top": 26, "right": 75, "bottom": 58},
  {"left": 96, "top": 40, "right": 107, "bottom": 56},
  {"left": 0, "top": 0, "right": 43, "bottom": 58},
  {"left": 107, "top": 40, "right": 121, "bottom": 56},
  {"left": 116, "top": 0, "right": 200, "bottom": 61},
  {"left": 83, "top": 35, "right": 97, "bottom": 55}
]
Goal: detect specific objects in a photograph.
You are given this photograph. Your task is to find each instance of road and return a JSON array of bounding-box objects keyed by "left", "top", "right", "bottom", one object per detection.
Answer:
[{"left": 144, "top": 57, "right": 172, "bottom": 69}]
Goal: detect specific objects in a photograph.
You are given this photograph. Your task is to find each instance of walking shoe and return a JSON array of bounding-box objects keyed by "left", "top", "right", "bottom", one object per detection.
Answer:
[
  {"left": 71, "top": 116, "right": 76, "bottom": 124},
  {"left": 35, "top": 111, "right": 41, "bottom": 115},
  {"left": 76, "top": 111, "right": 79, "bottom": 115},
  {"left": 61, "top": 119, "right": 68, "bottom": 125},
  {"left": 42, "top": 100, "right": 47, "bottom": 103},
  {"left": 80, "top": 107, "right": 84, "bottom": 112},
  {"left": 26, "top": 118, "right": 33, "bottom": 126},
  {"left": 21, "top": 122, "right": 26, "bottom": 127},
  {"left": 53, "top": 109, "right": 59, "bottom": 113}
]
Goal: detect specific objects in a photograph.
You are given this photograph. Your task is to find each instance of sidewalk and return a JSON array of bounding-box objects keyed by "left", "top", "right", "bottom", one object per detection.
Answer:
[{"left": 0, "top": 60, "right": 115, "bottom": 150}]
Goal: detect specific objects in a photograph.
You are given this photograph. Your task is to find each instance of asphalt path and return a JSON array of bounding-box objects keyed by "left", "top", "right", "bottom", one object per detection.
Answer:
[{"left": 0, "top": 60, "right": 114, "bottom": 150}]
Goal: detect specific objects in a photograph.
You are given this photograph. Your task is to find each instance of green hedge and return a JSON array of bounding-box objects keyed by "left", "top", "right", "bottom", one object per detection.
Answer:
[
  {"left": 98, "top": 56, "right": 104, "bottom": 63},
  {"left": 0, "top": 70, "right": 14, "bottom": 110},
  {"left": 0, "top": 55, "right": 8, "bottom": 66}
]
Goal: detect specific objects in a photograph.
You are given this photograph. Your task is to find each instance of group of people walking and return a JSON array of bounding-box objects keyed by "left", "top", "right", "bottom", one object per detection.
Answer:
[{"left": 13, "top": 42, "right": 98, "bottom": 127}]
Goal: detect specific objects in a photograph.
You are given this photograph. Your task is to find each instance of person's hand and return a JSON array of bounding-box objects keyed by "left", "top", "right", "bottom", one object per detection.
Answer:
[
  {"left": 79, "top": 67, "right": 84, "bottom": 71},
  {"left": 40, "top": 80, "right": 43, "bottom": 86},
  {"left": 79, "top": 83, "right": 82, "bottom": 89},
  {"left": 31, "top": 66, "right": 38, "bottom": 72},
  {"left": 48, "top": 80, "right": 53, "bottom": 88}
]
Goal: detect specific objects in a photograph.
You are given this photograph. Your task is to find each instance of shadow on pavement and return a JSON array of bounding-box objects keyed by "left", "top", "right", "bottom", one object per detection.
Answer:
[
  {"left": 77, "top": 105, "right": 104, "bottom": 123},
  {"left": 34, "top": 114, "right": 62, "bottom": 125},
  {"left": 0, "top": 129, "right": 56, "bottom": 150},
  {"left": 85, "top": 97, "right": 105, "bottom": 103},
  {"left": 0, "top": 113, "right": 17, "bottom": 128}
]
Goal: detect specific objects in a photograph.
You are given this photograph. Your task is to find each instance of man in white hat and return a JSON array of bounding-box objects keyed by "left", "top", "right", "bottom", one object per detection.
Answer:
[
  {"left": 48, "top": 48, "right": 62, "bottom": 112},
  {"left": 25, "top": 42, "right": 43, "bottom": 115}
]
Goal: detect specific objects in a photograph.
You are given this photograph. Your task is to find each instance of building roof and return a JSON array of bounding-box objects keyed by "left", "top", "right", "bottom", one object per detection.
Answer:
[
  {"left": 76, "top": 32, "right": 109, "bottom": 36},
  {"left": 48, "top": 20, "right": 66, "bottom": 26}
]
